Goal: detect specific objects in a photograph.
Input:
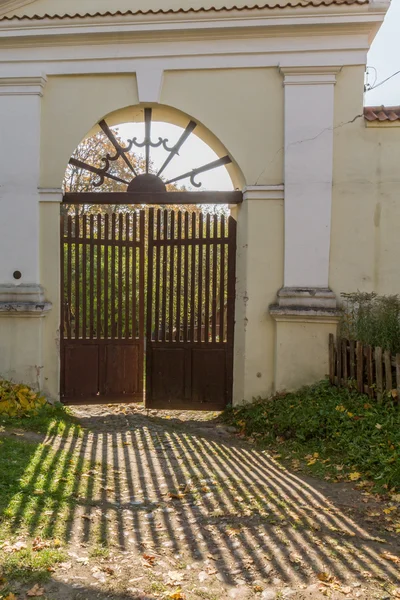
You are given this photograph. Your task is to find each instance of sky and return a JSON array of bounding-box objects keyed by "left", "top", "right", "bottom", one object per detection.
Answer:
[
  {"left": 114, "top": 4, "right": 399, "bottom": 192},
  {"left": 365, "top": 0, "right": 400, "bottom": 105}
]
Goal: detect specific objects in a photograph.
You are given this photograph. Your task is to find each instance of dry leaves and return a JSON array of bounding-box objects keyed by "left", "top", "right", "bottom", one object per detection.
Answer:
[
  {"left": 380, "top": 551, "right": 400, "bottom": 564},
  {"left": 1, "top": 541, "right": 27, "bottom": 553},
  {"left": 26, "top": 584, "right": 44, "bottom": 597}
]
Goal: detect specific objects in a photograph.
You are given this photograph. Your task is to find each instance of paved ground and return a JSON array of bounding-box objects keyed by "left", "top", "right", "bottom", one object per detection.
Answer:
[{"left": 5, "top": 404, "right": 400, "bottom": 599}]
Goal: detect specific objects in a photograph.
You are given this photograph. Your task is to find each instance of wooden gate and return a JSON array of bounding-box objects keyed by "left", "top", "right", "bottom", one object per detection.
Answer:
[
  {"left": 60, "top": 211, "right": 145, "bottom": 404},
  {"left": 146, "top": 208, "right": 236, "bottom": 410}
]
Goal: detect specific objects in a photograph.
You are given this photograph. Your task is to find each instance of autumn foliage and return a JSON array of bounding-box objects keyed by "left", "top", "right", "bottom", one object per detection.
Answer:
[{"left": 0, "top": 380, "right": 48, "bottom": 417}]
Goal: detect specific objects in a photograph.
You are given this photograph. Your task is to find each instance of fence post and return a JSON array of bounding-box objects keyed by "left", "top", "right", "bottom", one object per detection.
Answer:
[
  {"left": 329, "top": 334, "right": 335, "bottom": 384},
  {"left": 336, "top": 336, "right": 342, "bottom": 387},
  {"left": 375, "top": 347, "right": 383, "bottom": 403},
  {"left": 384, "top": 350, "right": 392, "bottom": 398},
  {"left": 396, "top": 354, "right": 400, "bottom": 404},
  {"left": 356, "top": 341, "right": 364, "bottom": 394}
]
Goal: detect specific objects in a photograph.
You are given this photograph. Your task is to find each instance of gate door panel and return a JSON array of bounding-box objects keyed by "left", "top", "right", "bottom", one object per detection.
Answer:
[
  {"left": 60, "top": 211, "right": 145, "bottom": 404},
  {"left": 146, "top": 208, "right": 236, "bottom": 410}
]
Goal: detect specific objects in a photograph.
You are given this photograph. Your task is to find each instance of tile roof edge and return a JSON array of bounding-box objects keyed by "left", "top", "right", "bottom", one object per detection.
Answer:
[
  {"left": 364, "top": 106, "right": 400, "bottom": 122},
  {"left": 0, "top": 1, "right": 370, "bottom": 21}
]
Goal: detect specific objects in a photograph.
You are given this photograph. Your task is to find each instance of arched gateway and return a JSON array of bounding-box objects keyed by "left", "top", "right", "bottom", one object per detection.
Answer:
[{"left": 60, "top": 107, "right": 242, "bottom": 409}]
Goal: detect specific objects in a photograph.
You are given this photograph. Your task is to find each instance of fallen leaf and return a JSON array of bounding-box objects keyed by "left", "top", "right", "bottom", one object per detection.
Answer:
[
  {"left": 317, "top": 572, "right": 335, "bottom": 583},
  {"left": 375, "top": 423, "right": 382, "bottom": 430},
  {"left": 4, "top": 594, "right": 17, "bottom": 600},
  {"left": 168, "top": 592, "right": 185, "bottom": 600},
  {"left": 26, "top": 584, "right": 44, "bottom": 597},
  {"left": 380, "top": 551, "right": 400, "bottom": 564},
  {"left": 348, "top": 472, "right": 361, "bottom": 481}
]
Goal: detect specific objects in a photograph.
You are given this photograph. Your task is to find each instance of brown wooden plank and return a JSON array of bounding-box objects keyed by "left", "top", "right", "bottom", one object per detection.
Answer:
[
  {"left": 89, "top": 214, "right": 95, "bottom": 339},
  {"left": 328, "top": 333, "right": 335, "bottom": 384},
  {"left": 197, "top": 213, "right": 204, "bottom": 343},
  {"left": 365, "top": 344, "right": 374, "bottom": 398},
  {"left": 97, "top": 214, "right": 102, "bottom": 340},
  {"left": 145, "top": 208, "right": 155, "bottom": 402},
  {"left": 204, "top": 213, "right": 211, "bottom": 343},
  {"left": 342, "top": 338, "right": 348, "bottom": 385},
  {"left": 132, "top": 212, "right": 137, "bottom": 340},
  {"left": 104, "top": 214, "right": 109, "bottom": 340},
  {"left": 176, "top": 211, "right": 183, "bottom": 342},
  {"left": 168, "top": 210, "right": 175, "bottom": 342},
  {"left": 183, "top": 212, "right": 189, "bottom": 343},
  {"left": 384, "top": 349, "right": 392, "bottom": 395},
  {"left": 160, "top": 210, "right": 168, "bottom": 342},
  {"left": 64, "top": 191, "right": 243, "bottom": 205},
  {"left": 74, "top": 215, "right": 80, "bottom": 340},
  {"left": 138, "top": 210, "right": 145, "bottom": 391},
  {"left": 375, "top": 346, "right": 383, "bottom": 403},
  {"left": 154, "top": 209, "right": 161, "bottom": 342},
  {"left": 125, "top": 213, "right": 130, "bottom": 339},
  {"left": 118, "top": 213, "right": 124, "bottom": 339},
  {"left": 60, "top": 215, "right": 66, "bottom": 339},
  {"left": 219, "top": 215, "right": 226, "bottom": 343},
  {"left": 356, "top": 341, "right": 364, "bottom": 393},
  {"left": 349, "top": 339, "right": 355, "bottom": 380},
  {"left": 82, "top": 215, "right": 87, "bottom": 340},
  {"left": 111, "top": 213, "right": 116, "bottom": 339},
  {"left": 190, "top": 212, "right": 196, "bottom": 343},
  {"left": 226, "top": 216, "right": 237, "bottom": 404},
  {"left": 211, "top": 214, "right": 218, "bottom": 343},
  {"left": 396, "top": 354, "right": 400, "bottom": 404},
  {"left": 336, "top": 336, "right": 342, "bottom": 387}
]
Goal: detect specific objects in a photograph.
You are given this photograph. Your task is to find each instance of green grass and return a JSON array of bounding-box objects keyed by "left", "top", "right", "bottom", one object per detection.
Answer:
[
  {"left": 223, "top": 381, "right": 400, "bottom": 493},
  {"left": 0, "top": 402, "right": 78, "bottom": 436},
  {"left": 1, "top": 546, "right": 66, "bottom": 583}
]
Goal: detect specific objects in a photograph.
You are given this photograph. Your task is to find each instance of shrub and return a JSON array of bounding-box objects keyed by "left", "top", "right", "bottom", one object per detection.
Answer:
[
  {"left": 0, "top": 379, "right": 48, "bottom": 417},
  {"left": 340, "top": 291, "right": 400, "bottom": 353},
  {"left": 223, "top": 381, "right": 400, "bottom": 492}
]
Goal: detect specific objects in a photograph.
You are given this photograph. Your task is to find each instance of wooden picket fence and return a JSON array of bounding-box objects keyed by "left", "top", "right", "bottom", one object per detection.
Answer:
[{"left": 329, "top": 334, "right": 400, "bottom": 401}]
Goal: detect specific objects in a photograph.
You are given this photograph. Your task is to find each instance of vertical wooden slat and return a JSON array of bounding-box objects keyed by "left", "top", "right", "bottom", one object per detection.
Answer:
[
  {"left": 176, "top": 211, "right": 183, "bottom": 342},
  {"left": 219, "top": 214, "right": 226, "bottom": 343},
  {"left": 161, "top": 210, "right": 168, "bottom": 342},
  {"left": 132, "top": 213, "right": 137, "bottom": 339},
  {"left": 336, "top": 336, "right": 342, "bottom": 387},
  {"left": 118, "top": 213, "right": 123, "bottom": 339},
  {"left": 125, "top": 213, "right": 130, "bottom": 339},
  {"left": 375, "top": 346, "right": 383, "bottom": 403},
  {"left": 138, "top": 210, "right": 145, "bottom": 346},
  {"left": 384, "top": 349, "right": 392, "bottom": 395},
  {"left": 60, "top": 215, "right": 65, "bottom": 340},
  {"left": 197, "top": 213, "right": 204, "bottom": 343},
  {"left": 204, "top": 213, "right": 211, "bottom": 343},
  {"left": 146, "top": 208, "right": 154, "bottom": 403},
  {"left": 342, "top": 339, "right": 348, "bottom": 386},
  {"left": 111, "top": 213, "right": 116, "bottom": 339},
  {"left": 190, "top": 212, "right": 196, "bottom": 343},
  {"left": 329, "top": 333, "right": 335, "bottom": 384},
  {"left": 365, "top": 344, "right": 374, "bottom": 398},
  {"left": 139, "top": 210, "right": 145, "bottom": 366},
  {"left": 82, "top": 215, "right": 87, "bottom": 340},
  {"left": 183, "top": 212, "right": 189, "bottom": 343},
  {"left": 89, "top": 214, "right": 95, "bottom": 339},
  {"left": 74, "top": 215, "right": 80, "bottom": 340},
  {"left": 396, "top": 354, "right": 400, "bottom": 403},
  {"left": 154, "top": 209, "right": 161, "bottom": 342},
  {"left": 349, "top": 340, "right": 355, "bottom": 380},
  {"left": 226, "top": 216, "right": 237, "bottom": 403},
  {"left": 97, "top": 214, "right": 102, "bottom": 339},
  {"left": 211, "top": 214, "right": 218, "bottom": 343},
  {"left": 104, "top": 214, "right": 109, "bottom": 340},
  {"left": 168, "top": 210, "right": 175, "bottom": 342},
  {"left": 356, "top": 341, "right": 364, "bottom": 393}
]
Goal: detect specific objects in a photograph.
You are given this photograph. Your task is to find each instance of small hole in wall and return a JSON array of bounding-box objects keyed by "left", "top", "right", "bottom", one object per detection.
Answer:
[{"left": 13, "top": 271, "right": 22, "bottom": 280}]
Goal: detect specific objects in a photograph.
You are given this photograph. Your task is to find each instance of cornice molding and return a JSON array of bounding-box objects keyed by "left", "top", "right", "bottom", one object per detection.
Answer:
[
  {"left": 279, "top": 65, "right": 342, "bottom": 85},
  {"left": 0, "top": 75, "right": 47, "bottom": 95},
  {"left": 243, "top": 185, "right": 284, "bottom": 200}
]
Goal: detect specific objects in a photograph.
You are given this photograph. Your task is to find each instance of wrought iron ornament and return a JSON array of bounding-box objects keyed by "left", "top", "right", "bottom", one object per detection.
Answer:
[{"left": 69, "top": 108, "right": 232, "bottom": 192}]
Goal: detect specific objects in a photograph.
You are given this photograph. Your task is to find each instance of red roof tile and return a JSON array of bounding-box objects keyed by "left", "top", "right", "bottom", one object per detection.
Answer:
[
  {"left": 364, "top": 106, "right": 400, "bottom": 122},
  {"left": 0, "top": 0, "right": 369, "bottom": 21}
]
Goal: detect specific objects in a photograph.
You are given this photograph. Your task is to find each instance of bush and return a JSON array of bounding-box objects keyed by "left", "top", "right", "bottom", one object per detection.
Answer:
[
  {"left": 340, "top": 291, "right": 400, "bottom": 353},
  {"left": 0, "top": 379, "right": 49, "bottom": 417},
  {"left": 223, "top": 381, "right": 400, "bottom": 493}
]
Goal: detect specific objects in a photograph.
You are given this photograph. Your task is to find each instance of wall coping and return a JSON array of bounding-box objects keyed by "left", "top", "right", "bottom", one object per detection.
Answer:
[
  {"left": 270, "top": 304, "right": 341, "bottom": 324},
  {"left": 243, "top": 185, "right": 284, "bottom": 201}
]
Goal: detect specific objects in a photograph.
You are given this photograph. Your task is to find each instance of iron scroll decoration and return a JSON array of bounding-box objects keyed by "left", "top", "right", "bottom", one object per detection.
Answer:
[{"left": 68, "top": 108, "right": 233, "bottom": 193}]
